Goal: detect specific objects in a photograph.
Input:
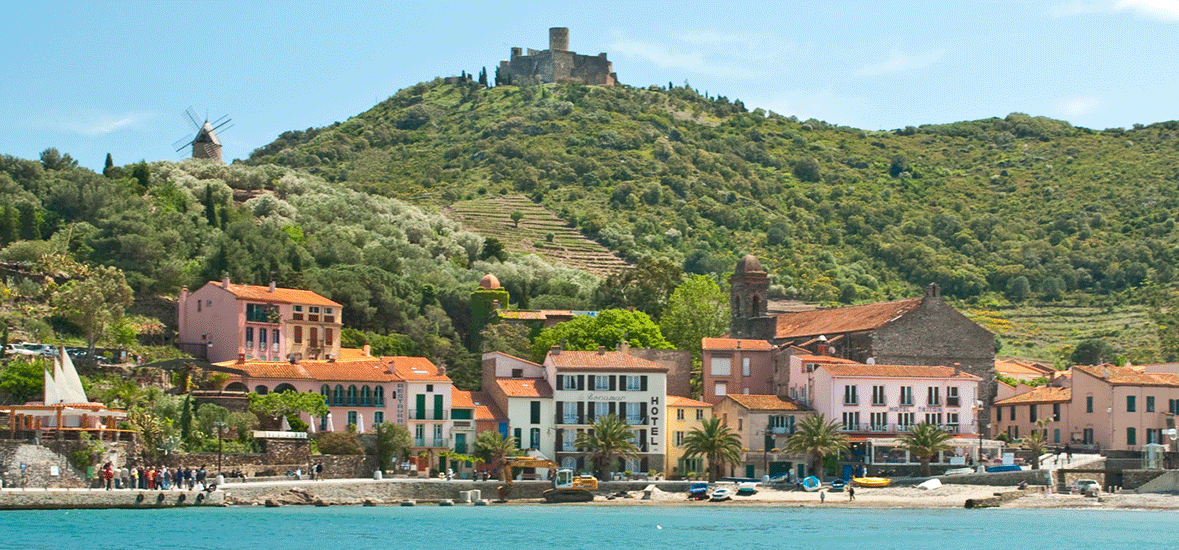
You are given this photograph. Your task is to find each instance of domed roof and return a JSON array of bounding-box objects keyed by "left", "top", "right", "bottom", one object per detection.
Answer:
[
  {"left": 479, "top": 273, "right": 501, "bottom": 289},
  {"left": 734, "top": 254, "right": 765, "bottom": 274}
]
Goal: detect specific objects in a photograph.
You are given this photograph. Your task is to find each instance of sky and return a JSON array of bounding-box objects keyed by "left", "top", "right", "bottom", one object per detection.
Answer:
[{"left": 5, "top": 0, "right": 1179, "bottom": 172}]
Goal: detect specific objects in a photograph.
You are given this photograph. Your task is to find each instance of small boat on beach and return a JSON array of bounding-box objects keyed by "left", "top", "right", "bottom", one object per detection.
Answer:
[
  {"left": 736, "top": 482, "right": 758, "bottom": 496},
  {"left": 709, "top": 488, "right": 732, "bottom": 502},
  {"left": 800, "top": 476, "right": 821, "bottom": 492},
  {"left": 852, "top": 477, "right": 891, "bottom": 488},
  {"left": 828, "top": 479, "right": 846, "bottom": 492},
  {"left": 688, "top": 483, "right": 709, "bottom": 500}
]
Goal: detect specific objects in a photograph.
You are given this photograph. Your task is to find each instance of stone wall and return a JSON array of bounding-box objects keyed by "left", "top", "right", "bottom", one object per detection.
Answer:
[
  {"left": 939, "top": 469, "right": 1052, "bottom": 487},
  {"left": 624, "top": 347, "right": 691, "bottom": 399},
  {"left": 218, "top": 479, "right": 692, "bottom": 503},
  {"left": 161, "top": 452, "right": 367, "bottom": 479},
  {"left": 0, "top": 441, "right": 125, "bottom": 489},
  {"left": 0, "top": 488, "right": 225, "bottom": 509}
]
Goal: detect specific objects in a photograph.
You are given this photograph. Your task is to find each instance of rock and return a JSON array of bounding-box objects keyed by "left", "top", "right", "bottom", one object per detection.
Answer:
[
  {"left": 439, "top": 499, "right": 453, "bottom": 506},
  {"left": 265, "top": 500, "right": 281, "bottom": 507},
  {"left": 474, "top": 499, "right": 489, "bottom": 506},
  {"left": 400, "top": 500, "right": 416, "bottom": 506},
  {"left": 363, "top": 499, "right": 380, "bottom": 506},
  {"left": 314, "top": 499, "right": 329, "bottom": 507}
]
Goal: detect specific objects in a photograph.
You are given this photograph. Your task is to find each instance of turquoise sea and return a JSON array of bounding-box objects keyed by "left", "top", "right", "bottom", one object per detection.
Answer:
[{"left": 4, "top": 505, "right": 1176, "bottom": 550}]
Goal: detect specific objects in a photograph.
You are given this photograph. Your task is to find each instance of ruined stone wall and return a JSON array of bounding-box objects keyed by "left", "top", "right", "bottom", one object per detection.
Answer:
[
  {"left": 624, "top": 347, "right": 691, "bottom": 398},
  {"left": 0, "top": 441, "right": 93, "bottom": 489}
]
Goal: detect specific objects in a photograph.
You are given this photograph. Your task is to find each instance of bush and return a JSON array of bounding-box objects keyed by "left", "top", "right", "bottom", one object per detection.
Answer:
[{"left": 316, "top": 428, "right": 363, "bottom": 455}]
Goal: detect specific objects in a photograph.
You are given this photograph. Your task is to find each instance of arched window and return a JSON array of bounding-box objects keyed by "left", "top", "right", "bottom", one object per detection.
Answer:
[
  {"left": 751, "top": 294, "right": 760, "bottom": 316},
  {"left": 375, "top": 386, "right": 385, "bottom": 407},
  {"left": 333, "top": 385, "right": 345, "bottom": 406},
  {"left": 321, "top": 385, "right": 330, "bottom": 400},
  {"left": 275, "top": 383, "right": 296, "bottom": 394},
  {"left": 254, "top": 385, "right": 269, "bottom": 395},
  {"left": 225, "top": 382, "right": 248, "bottom": 393},
  {"left": 361, "top": 386, "right": 372, "bottom": 407},
  {"left": 347, "top": 385, "right": 358, "bottom": 406}
]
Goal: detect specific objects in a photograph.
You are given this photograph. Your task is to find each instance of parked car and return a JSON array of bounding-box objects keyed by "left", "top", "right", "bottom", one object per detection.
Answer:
[
  {"left": 19, "top": 343, "right": 58, "bottom": 356},
  {"left": 6, "top": 343, "right": 42, "bottom": 356},
  {"left": 1073, "top": 479, "right": 1100, "bottom": 496}
]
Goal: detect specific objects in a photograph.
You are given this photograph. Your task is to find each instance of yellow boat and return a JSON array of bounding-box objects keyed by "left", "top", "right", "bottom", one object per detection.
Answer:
[{"left": 852, "top": 477, "right": 892, "bottom": 488}]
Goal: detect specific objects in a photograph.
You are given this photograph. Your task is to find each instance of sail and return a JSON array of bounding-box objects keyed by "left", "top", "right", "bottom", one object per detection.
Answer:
[
  {"left": 58, "top": 347, "right": 88, "bottom": 404},
  {"left": 52, "top": 358, "right": 66, "bottom": 404},
  {"left": 44, "top": 368, "right": 60, "bottom": 404}
]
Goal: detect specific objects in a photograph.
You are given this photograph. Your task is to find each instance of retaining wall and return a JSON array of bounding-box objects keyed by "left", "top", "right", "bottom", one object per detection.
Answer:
[{"left": 0, "top": 488, "right": 225, "bottom": 510}]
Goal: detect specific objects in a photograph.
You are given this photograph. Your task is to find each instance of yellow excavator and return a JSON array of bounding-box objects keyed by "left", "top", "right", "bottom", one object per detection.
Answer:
[{"left": 496, "top": 456, "right": 598, "bottom": 503}]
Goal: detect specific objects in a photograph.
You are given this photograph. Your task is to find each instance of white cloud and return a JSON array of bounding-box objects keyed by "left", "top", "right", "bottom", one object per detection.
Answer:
[
  {"left": 1113, "top": 0, "right": 1179, "bottom": 21},
  {"left": 1052, "top": 0, "right": 1179, "bottom": 20},
  {"left": 609, "top": 31, "right": 785, "bottom": 80},
  {"left": 31, "top": 111, "right": 154, "bottom": 136},
  {"left": 1057, "top": 96, "right": 1103, "bottom": 117},
  {"left": 855, "top": 49, "right": 945, "bottom": 77}
]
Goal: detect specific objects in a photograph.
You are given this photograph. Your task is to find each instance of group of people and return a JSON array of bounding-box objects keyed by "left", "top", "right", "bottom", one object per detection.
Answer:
[{"left": 100, "top": 462, "right": 211, "bottom": 491}]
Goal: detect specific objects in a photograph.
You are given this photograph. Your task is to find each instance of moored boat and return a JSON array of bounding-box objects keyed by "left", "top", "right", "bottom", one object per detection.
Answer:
[
  {"left": 852, "top": 476, "right": 892, "bottom": 488},
  {"left": 801, "top": 476, "right": 821, "bottom": 492}
]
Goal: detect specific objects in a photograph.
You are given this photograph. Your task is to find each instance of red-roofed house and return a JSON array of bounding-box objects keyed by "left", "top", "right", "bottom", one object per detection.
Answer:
[
  {"left": 179, "top": 277, "right": 343, "bottom": 363},
  {"left": 700, "top": 337, "right": 776, "bottom": 404},
  {"left": 713, "top": 394, "right": 813, "bottom": 479}
]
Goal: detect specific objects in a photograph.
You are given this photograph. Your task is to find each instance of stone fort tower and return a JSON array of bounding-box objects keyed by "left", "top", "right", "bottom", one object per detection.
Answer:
[{"left": 498, "top": 27, "right": 617, "bottom": 86}]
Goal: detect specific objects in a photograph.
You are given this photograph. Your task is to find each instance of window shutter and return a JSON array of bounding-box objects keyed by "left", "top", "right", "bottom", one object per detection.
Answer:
[
  {"left": 640, "top": 403, "right": 648, "bottom": 423},
  {"left": 619, "top": 402, "right": 627, "bottom": 419},
  {"left": 577, "top": 375, "right": 585, "bottom": 391},
  {"left": 640, "top": 429, "right": 647, "bottom": 452},
  {"left": 556, "top": 401, "right": 564, "bottom": 422},
  {"left": 556, "top": 374, "right": 564, "bottom": 390},
  {"left": 641, "top": 376, "right": 648, "bottom": 391},
  {"left": 577, "top": 401, "right": 585, "bottom": 423},
  {"left": 556, "top": 429, "right": 564, "bottom": 451},
  {"left": 588, "top": 403, "right": 596, "bottom": 421},
  {"left": 587, "top": 375, "right": 595, "bottom": 389},
  {"left": 609, "top": 375, "right": 617, "bottom": 391},
  {"left": 609, "top": 402, "right": 616, "bottom": 416}
]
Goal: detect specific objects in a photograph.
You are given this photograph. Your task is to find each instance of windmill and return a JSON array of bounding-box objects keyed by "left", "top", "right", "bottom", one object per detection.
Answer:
[{"left": 173, "top": 107, "right": 232, "bottom": 163}]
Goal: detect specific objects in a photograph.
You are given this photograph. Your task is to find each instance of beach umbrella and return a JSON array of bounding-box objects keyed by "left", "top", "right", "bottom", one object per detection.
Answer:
[
  {"left": 308, "top": 417, "right": 317, "bottom": 433},
  {"left": 326, "top": 412, "right": 335, "bottom": 432},
  {"left": 280, "top": 415, "right": 291, "bottom": 431},
  {"left": 356, "top": 414, "right": 365, "bottom": 433}
]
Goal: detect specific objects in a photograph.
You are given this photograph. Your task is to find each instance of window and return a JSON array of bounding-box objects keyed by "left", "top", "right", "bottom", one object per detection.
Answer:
[
  {"left": 676, "top": 409, "right": 684, "bottom": 420},
  {"left": 872, "top": 386, "right": 886, "bottom": 406},
  {"left": 627, "top": 376, "right": 643, "bottom": 392},
  {"left": 320, "top": 384, "right": 329, "bottom": 400},
  {"left": 738, "top": 418, "right": 743, "bottom": 431},
  {"left": 843, "top": 385, "right": 858, "bottom": 406},
  {"left": 898, "top": 413, "right": 915, "bottom": 430},
  {"left": 375, "top": 386, "right": 385, "bottom": 406},
  {"left": 696, "top": 409, "right": 704, "bottom": 420},
  {"left": 1147, "top": 396, "right": 1155, "bottom": 413},
  {"left": 531, "top": 401, "right": 541, "bottom": 424},
  {"left": 361, "top": 386, "right": 371, "bottom": 407},
  {"left": 415, "top": 424, "right": 425, "bottom": 446},
  {"left": 292, "top": 305, "right": 303, "bottom": 321},
  {"left": 996, "top": 407, "right": 1002, "bottom": 422},
  {"left": 259, "top": 328, "right": 267, "bottom": 348},
  {"left": 1053, "top": 428, "right": 1060, "bottom": 443},
  {"left": 272, "top": 329, "right": 280, "bottom": 352},
  {"left": 245, "top": 327, "right": 254, "bottom": 349},
  {"left": 946, "top": 386, "right": 960, "bottom": 407},
  {"left": 927, "top": 387, "right": 940, "bottom": 406},
  {"left": 333, "top": 385, "right": 344, "bottom": 407},
  {"left": 674, "top": 431, "right": 685, "bottom": 447},
  {"left": 530, "top": 428, "right": 541, "bottom": 450},
  {"left": 710, "top": 357, "right": 732, "bottom": 376},
  {"left": 1127, "top": 395, "right": 1136, "bottom": 413},
  {"left": 1086, "top": 396, "right": 1094, "bottom": 413},
  {"left": 374, "top": 411, "right": 384, "bottom": 425},
  {"left": 714, "top": 383, "right": 727, "bottom": 396},
  {"left": 593, "top": 402, "right": 608, "bottom": 421},
  {"left": 347, "top": 385, "right": 358, "bottom": 406},
  {"left": 347, "top": 411, "right": 357, "bottom": 428},
  {"left": 1010, "top": 406, "right": 1015, "bottom": 420},
  {"left": 308, "top": 306, "right": 320, "bottom": 322},
  {"left": 925, "top": 413, "right": 943, "bottom": 426},
  {"left": 426, "top": 384, "right": 434, "bottom": 392},
  {"left": 900, "top": 386, "right": 913, "bottom": 406},
  {"left": 434, "top": 424, "right": 444, "bottom": 446},
  {"left": 294, "top": 326, "right": 302, "bottom": 344},
  {"left": 742, "top": 357, "right": 751, "bottom": 377},
  {"left": 595, "top": 375, "right": 609, "bottom": 391},
  {"left": 869, "top": 412, "right": 887, "bottom": 431},
  {"left": 1127, "top": 427, "right": 1137, "bottom": 446},
  {"left": 947, "top": 413, "right": 959, "bottom": 430},
  {"left": 841, "top": 411, "right": 860, "bottom": 431},
  {"left": 1029, "top": 405, "right": 1037, "bottom": 423},
  {"left": 1053, "top": 403, "right": 1061, "bottom": 421},
  {"left": 562, "top": 376, "right": 577, "bottom": 390}
]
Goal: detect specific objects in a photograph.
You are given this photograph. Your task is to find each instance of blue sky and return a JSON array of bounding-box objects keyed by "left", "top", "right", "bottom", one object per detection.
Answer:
[{"left": 5, "top": 0, "right": 1179, "bottom": 171}]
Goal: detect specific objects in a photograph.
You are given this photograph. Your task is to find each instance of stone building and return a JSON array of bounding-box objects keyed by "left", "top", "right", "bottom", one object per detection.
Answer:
[{"left": 498, "top": 27, "right": 617, "bottom": 86}]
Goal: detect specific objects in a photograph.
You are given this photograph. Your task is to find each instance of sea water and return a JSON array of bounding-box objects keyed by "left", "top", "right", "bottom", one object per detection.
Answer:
[{"left": 3, "top": 505, "right": 1176, "bottom": 550}]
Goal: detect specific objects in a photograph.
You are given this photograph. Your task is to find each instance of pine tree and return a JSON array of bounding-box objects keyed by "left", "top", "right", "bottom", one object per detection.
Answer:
[
  {"left": 103, "top": 153, "right": 114, "bottom": 177},
  {"left": 478, "top": 67, "right": 488, "bottom": 87}
]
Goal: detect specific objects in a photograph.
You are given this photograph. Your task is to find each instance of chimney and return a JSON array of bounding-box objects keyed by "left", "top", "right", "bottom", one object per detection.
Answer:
[
  {"left": 438, "top": 365, "right": 446, "bottom": 376},
  {"left": 237, "top": 353, "right": 245, "bottom": 364},
  {"left": 597, "top": 345, "right": 606, "bottom": 355},
  {"left": 327, "top": 354, "right": 336, "bottom": 363},
  {"left": 953, "top": 362, "right": 961, "bottom": 377},
  {"left": 222, "top": 273, "right": 230, "bottom": 289},
  {"left": 736, "top": 340, "right": 742, "bottom": 349},
  {"left": 1102, "top": 366, "right": 1110, "bottom": 379},
  {"left": 289, "top": 353, "right": 299, "bottom": 365},
  {"left": 363, "top": 344, "right": 371, "bottom": 357},
  {"left": 269, "top": 280, "right": 276, "bottom": 293},
  {"left": 550, "top": 345, "right": 561, "bottom": 355},
  {"left": 618, "top": 341, "right": 630, "bottom": 354}
]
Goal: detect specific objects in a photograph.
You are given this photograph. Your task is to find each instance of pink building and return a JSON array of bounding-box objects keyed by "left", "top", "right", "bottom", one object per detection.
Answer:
[
  {"left": 1064, "top": 364, "right": 1179, "bottom": 450},
  {"left": 701, "top": 338, "right": 776, "bottom": 404},
  {"left": 992, "top": 385, "right": 1072, "bottom": 443},
  {"left": 178, "top": 277, "right": 343, "bottom": 364}
]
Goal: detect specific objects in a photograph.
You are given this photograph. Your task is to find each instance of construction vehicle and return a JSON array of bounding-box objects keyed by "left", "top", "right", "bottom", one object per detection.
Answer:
[{"left": 496, "top": 456, "right": 598, "bottom": 503}]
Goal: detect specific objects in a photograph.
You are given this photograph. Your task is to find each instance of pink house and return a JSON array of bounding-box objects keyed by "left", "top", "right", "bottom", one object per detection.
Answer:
[{"left": 178, "top": 277, "right": 343, "bottom": 364}]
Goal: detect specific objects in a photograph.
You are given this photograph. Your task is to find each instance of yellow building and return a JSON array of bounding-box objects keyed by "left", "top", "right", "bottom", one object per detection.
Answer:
[{"left": 666, "top": 395, "right": 713, "bottom": 478}]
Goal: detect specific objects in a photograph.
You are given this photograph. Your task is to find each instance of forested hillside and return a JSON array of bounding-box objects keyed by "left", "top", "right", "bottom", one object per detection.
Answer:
[{"left": 3, "top": 78, "right": 1179, "bottom": 383}]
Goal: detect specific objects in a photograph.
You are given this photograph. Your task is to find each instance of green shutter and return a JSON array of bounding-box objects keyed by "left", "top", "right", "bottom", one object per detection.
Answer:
[
  {"left": 434, "top": 394, "right": 444, "bottom": 420},
  {"left": 416, "top": 394, "right": 426, "bottom": 420}
]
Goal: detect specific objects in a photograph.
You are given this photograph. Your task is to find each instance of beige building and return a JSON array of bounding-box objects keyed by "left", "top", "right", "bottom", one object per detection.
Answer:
[{"left": 713, "top": 394, "right": 812, "bottom": 479}]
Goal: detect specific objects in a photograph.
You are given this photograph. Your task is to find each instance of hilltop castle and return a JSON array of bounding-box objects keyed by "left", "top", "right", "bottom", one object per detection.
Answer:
[{"left": 498, "top": 27, "right": 617, "bottom": 86}]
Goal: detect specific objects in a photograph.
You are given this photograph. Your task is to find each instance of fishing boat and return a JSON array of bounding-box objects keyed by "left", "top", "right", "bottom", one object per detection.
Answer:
[
  {"left": 800, "top": 476, "right": 821, "bottom": 492},
  {"left": 852, "top": 476, "right": 892, "bottom": 488},
  {"left": 688, "top": 483, "right": 709, "bottom": 500},
  {"left": 709, "top": 488, "right": 732, "bottom": 502},
  {"left": 736, "top": 482, "right": 758, "bottom": 496}
]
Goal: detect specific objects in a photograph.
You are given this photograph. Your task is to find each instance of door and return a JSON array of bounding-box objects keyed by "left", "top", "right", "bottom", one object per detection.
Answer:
[
  {"left": 769, "top": 461, "right": 791, "bottom": 477},
  {"left": 454, "top": 433, "right": 467, "bottom": 454},
  {"left": 745, "top": 465, "right": 755, "bottom": 478},
  {"left": 842, "top": 464, "right": 854, "bottom": 481}
]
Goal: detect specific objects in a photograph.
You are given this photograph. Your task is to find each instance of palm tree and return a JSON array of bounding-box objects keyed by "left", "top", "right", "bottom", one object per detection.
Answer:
[
  {"left": 899, "top": 422, "right": 953, "bottom": 476},
  {"left": 575, "top": 414, "right": 640, "bottom": 480},
  {"left": 1022, "top": 431, "right": 1048, "bottom": 469},
  {"left": 784, "top": 414, "right": 847, "bottom": 481},
  {"left": 474, "top": 430, "right": 519, "bottom": 483},
  {"left": 681, "top": 417, "right": 743, "bottom": 482}
]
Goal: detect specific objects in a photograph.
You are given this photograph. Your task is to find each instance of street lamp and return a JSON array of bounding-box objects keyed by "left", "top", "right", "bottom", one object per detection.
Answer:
[{"left": 214, "top": 421, "right": 227, "bottom": 476}]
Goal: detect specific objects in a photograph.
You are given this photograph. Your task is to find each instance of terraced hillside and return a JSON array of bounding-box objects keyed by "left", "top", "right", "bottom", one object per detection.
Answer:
[
  {"left": 967, "top": 303, "right": 1160, "bottom": 367},
  {"left": 443, "top": 195, "right": 631, "bottom": 277}
]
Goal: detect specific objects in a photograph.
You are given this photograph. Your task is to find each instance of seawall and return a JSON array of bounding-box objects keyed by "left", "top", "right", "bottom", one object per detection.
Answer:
[{"left": 0, "top": 488, "right": 225, "bottom": 510}]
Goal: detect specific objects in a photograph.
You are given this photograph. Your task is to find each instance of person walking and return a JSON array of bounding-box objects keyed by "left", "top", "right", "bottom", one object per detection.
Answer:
[
  {"left": 102, "top": 462, "right": 114, "bottom": 490},
  {"left": 1065, "top": 444, "right": 1073, "bottom": 464},
  {"left": 316, "top": 463, "right": 324, "bottom": 481},
  {"left": 848, "top": 486, "right": 856, "bottom": 501},
  {"left": 819, "top": 490, "right": 826, "bottom": 504}
]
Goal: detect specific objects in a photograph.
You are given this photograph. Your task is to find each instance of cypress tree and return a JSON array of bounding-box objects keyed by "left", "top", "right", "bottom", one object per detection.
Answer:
[
  {"left": 0, "top": 205, "right": 15, "bottom": 246},
  {"left": 479, "top": 67, "right": 488, "bottom": 87},
  {"left": 179, "top": 394, "right": 193, "bottom": 444},
  {"left": 103, "top": 153, "right": 114, "bottom": 177},
  {"left": 204, "top": 184, "right": 218, "bottom": 227}
]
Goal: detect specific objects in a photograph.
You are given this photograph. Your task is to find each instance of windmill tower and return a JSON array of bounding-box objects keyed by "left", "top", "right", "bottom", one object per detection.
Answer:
[{"left": 174, "top": 107, "right": 232, "bottom": 163}]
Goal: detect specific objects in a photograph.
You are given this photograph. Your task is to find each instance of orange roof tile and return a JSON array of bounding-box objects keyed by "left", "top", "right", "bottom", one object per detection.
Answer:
[
  {"left": 994, "top": 386, "right": 1071, "bottom": 405},
  {"left": 496, "top": 378, "right": 553, "bottom": 398},
  {"left": 388, "top": 357, "right": 451, "bottom": 382},
  {"left": 337, "top": 347, "right": 372, "bottom": 361},
  {"left": 701, "top": 338, "right": 774, "bottom": 350},
  {"left": 773, "top": 297, "right": 924, "bottom": 339},
  {"left": 725, "top": 394, "right": 810, "bottom": 411},
  {"left": 548, "top": 350, "right": 668, "bottom": 372},
  {"left": 220, "top": 361, "right": 310, "bottom": 379},
  {"left": 451, "top": 388, "right": 475, "bottom": 408},
  {"left": 466, "top": 391, "right": 507, "bottom": 421},
  {"left": 1073, "top": 364, "right": 1179, "bottom": 387},
  {"left": 300, "top": 359, "right": 396, "bottom": 382},
  {"left": 793, "top": 355, "right": 860, "bottom": 364},
  {"left": 995, "top": 359, "right": 1054, "bottom": 377},
  {"left": 498, "top": 311, "right": 547, "bottom": 320},
  {"left": 667, "top": 395, "right": 712, "bottom": 408},
  {"left": 207, "top": 281, "right": 341, "bottom": 307},
  {"left": 818, "top": 363, "right": 981, "bottom": 380}
]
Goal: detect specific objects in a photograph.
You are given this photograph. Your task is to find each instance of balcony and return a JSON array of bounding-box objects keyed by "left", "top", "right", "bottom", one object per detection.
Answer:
[
  {"left": 432, "top": 438, "right": 446, "bottom": 447},
  {"left": 414, "top": 438, "right": 425, "bottom": 447},
  {"left": 245, "top": 308, "right": 281, "bottom": 324},
  {"left": 410, "top": 409, "right": 449, "bottom": 421},
  {"left": 838, "top": 423, "right": 963, "bottom": 434}
]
